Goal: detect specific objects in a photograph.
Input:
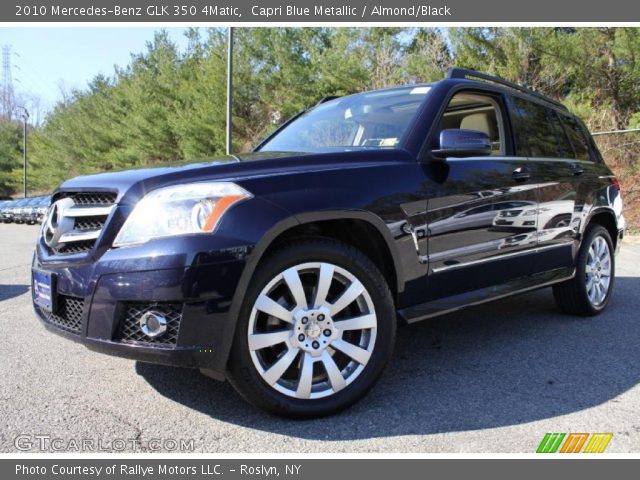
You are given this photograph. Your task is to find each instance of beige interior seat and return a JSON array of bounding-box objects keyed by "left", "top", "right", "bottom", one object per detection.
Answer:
[{"left": 460, "top": 113, "right": 495, "bottom": 139}]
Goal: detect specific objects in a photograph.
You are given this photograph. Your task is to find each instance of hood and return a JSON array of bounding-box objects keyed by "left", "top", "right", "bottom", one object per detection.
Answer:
[
  {"left": 58, "top": 152, "right": 305, "bottom": 204},
  {"left": 58, "top": 149, "right": 413, "bottom": 205}
]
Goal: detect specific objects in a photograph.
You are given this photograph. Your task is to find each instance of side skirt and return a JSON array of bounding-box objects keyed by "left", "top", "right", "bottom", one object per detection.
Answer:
[{"left": 398, "top": 267, "right": 575, "bottom": 323}]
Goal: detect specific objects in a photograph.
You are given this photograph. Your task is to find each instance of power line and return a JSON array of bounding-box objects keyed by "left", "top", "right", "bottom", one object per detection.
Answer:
[
  {"left": 12, "top": 49, "right": 57, "bottom": 95},
  {"left": 9, "top": 49, "right": 57, "bottom": 126}
]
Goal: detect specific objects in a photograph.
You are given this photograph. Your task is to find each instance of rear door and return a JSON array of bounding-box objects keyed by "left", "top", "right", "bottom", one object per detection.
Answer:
[
  {"left": 422, "top": 89, "right": 540, "bottom": 301},
  {"left": 507, "top": 96, "right": 585, "bottom": 269}
]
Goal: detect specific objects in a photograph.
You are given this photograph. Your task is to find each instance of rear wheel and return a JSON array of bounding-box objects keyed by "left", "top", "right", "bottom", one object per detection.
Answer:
[
  {"left": 227, "top": 239, "right": 395, "bottom": 418},
  {"left": 553, "top": 225, "right": 615, "bottom": 316}
]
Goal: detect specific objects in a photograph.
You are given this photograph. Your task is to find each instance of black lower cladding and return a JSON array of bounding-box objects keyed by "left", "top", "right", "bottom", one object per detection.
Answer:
[
  {"left": 116, "top": 302, "right": 183, "bottom": 348},
  {"left": 41, "top": 294, "right": 85, "bottom": 335}
]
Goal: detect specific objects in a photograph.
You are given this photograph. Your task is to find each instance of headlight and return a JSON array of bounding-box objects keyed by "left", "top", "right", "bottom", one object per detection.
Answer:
[{"left": 113, "top": 182, "right": 252, "bottom": 247}]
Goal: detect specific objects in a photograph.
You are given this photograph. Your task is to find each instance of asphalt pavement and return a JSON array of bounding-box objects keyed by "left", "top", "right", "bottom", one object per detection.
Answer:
[{"left": 1, "top": 223, "right": 639, "bottom": 453}]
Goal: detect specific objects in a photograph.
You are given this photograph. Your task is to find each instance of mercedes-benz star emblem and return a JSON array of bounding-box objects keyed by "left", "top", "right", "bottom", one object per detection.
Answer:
[{"left": 43, "top": 197, "right": 75, "bottom": 249}]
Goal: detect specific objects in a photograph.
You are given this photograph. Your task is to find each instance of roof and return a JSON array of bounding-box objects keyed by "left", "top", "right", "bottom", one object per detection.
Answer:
[{"left": 446, "top": 67, "right": 568, "bottom": 111}]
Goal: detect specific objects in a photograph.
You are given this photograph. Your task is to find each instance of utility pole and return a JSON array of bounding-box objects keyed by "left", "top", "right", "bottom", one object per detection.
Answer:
[
  {"left": 226, "top": 27, "right": 234, "bottom": 156},
  {"left": 15, "top": 106, "right": 29, "bottom": 198},
  {"left": 2, "top": 45, "right": 15, "bottom": 120}
]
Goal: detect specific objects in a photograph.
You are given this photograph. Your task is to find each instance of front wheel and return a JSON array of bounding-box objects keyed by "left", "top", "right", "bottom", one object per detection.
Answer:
[
  {"left": 553, "top": 225, "right": 615, "bottom": 316},
  {"left": 227, "top": 239, "right": 396, "bottom": 418}
]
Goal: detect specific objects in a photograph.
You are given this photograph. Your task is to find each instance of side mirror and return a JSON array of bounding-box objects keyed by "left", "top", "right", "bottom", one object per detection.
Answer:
[{"left": 432, "top": 129, "right": 492, "bottom": 160}]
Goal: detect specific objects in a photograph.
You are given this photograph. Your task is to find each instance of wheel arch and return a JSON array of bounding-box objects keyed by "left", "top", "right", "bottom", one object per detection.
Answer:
[
  {"left": 220, "top": 210, "right": 405, "bottom": 373},
  {"left": 585, "top": 207, "right": 619, "bottom": 250}
]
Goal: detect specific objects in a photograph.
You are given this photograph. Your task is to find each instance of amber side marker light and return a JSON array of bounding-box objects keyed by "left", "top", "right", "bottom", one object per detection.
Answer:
[{"left": 203, "top": 195, "right": 247, "bottom": 232}]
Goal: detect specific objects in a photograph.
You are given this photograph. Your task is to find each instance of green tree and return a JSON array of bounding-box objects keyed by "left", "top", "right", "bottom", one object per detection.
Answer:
[
  {"left": 450, "top": 27, "right": 640, "bottom": 130},
  {"left": 14, "top": 27, "right": 639, "bottom": 196},
  {"left": 0, "top": 120, "right": 22, "bottom": 196}
]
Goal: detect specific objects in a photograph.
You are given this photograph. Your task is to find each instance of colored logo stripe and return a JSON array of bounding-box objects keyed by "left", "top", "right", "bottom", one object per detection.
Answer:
[
  {"left": 537, "top": 433, "right": 565, "bottom": 453},
  {"left": 537, "top": 433, "right": 613, "bottom": 453},
  {"left": 583, "top": 433, "right": 613, "bottom": 453},
  {"left": 560, "top": 433, "right": 589, "bottom": 453}
]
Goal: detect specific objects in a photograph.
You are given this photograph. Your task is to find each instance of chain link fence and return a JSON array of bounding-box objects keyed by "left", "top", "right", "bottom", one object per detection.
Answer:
[{"left": 592, "top": 129, "right": 640, "bottom": 232}]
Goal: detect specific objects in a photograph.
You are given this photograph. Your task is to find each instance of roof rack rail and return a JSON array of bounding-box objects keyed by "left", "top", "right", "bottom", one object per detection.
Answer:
[
  {"left": 447, "top": 68, "right": 568, "bottom": 111},
  {"left": 316, "top": 95, "right": 341, "bottom": 106}
]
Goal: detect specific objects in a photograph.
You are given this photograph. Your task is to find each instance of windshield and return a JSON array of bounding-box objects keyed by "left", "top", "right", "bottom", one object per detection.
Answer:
[{"left": 258, "top": 86, "right": 431, "bottom": 153}]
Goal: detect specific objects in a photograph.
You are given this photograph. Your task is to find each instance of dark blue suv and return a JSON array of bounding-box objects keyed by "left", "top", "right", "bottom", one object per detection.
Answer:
[{"left": 32, "top": 69, "right": 624, "bottom": 417}]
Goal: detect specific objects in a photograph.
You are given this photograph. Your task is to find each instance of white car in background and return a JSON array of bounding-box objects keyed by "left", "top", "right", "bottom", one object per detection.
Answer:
[{"left": 493, "top": 200, "right": 575, "bottom": 230}]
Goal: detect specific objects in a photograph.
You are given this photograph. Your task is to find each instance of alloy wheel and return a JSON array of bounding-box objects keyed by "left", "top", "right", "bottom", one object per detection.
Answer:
[
  {"left": 585, "top": 235, "right": 611, "bottom": 306},
  {"left": 247, "top": 262, "right": 378, "bottom": 399}
]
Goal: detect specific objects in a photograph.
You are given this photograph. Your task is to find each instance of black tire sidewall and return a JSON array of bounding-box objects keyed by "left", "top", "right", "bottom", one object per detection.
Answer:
[{"left": 227, "top": 240, "right": 396, "bottom": 418}]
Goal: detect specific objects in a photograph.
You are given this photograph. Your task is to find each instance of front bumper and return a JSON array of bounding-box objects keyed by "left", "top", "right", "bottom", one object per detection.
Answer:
[
  {"left": 21, "top": 212, "right": 38, "bottom": 223},
  {"left": 32, "top": 235, "right": 252, "bottom": 376}
]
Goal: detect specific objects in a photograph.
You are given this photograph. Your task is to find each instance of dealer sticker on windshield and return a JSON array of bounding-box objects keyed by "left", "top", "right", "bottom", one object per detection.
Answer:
[{"left": 410, "top": 86, "right": 431, "bottom": 95}]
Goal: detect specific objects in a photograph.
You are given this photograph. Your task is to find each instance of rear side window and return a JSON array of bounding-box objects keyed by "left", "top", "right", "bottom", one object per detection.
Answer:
[
  {"left": 559, "top": 114, "right": 591, "bottom": 161},
  {"left": 510, "top": 96, "right": 574, "bottom": 159}
]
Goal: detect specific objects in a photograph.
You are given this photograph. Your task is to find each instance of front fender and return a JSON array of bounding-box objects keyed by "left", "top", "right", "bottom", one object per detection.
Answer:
[{"left": 216, "top": 208, "right": 406, "bottom": 375}]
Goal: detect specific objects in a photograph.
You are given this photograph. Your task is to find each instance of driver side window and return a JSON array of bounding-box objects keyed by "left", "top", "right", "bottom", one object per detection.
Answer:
[{"left": 440, "top": 92, "right": 505, "bottom": 156}]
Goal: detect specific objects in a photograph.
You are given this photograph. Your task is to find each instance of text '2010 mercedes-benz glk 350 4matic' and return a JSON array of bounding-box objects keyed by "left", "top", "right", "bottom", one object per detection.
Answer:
[{"left": 33, "top": 69, "right": 624, "bottom": 418}]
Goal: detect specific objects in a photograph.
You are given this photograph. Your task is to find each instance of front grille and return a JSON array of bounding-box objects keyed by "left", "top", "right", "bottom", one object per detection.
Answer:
[
  {"left": 42, "top": 295, "right": 84, "bottom": 335},
  {"left": 45, "top": 191, "right": 117, "bottom": 256},
  {"left": 74, "top": 215, "right": 106, "bottom": 231},
  {"left": 499, "top": 210, "right": 523, "bottom": 217},
  {"left": 70, "top": 192, "right": 117, "bottom": 206},
  {"left": 57, "top": 241, "right": 96, "bottom": 255},
  {"left": 116, "top": 303, "right": 183, "bottom": 348}
]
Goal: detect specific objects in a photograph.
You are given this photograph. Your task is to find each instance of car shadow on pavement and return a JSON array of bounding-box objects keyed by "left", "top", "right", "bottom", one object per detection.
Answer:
[
  {"left": 136, "top": 276, "right": 640, "bottom": 440},
  {"left": 0, "top": 284, "right": 29, "bottom": 302}
]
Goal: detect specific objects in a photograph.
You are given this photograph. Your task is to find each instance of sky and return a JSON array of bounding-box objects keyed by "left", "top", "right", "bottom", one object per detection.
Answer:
[{"left": 1, "top": 27, "right": 190, "bottom": 122}]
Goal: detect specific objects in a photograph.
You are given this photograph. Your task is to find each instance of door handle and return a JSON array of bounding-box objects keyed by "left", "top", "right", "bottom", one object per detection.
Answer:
[
  {"left": 570, "top": 163, "right": 584, "bottom": 176},
  {"left": 512, "top": 166, "right": 531, "bottom": 182}
]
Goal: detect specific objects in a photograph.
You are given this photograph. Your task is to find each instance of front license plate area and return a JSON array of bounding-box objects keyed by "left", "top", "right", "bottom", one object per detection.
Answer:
[{"left": 33, "top": 269, "right": 57, "bottom": 313}]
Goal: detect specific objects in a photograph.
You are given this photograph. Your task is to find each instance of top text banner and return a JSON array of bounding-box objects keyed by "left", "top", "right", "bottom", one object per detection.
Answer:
[{"left": 3, "top": 0, "right": 640, "bottom": 23}]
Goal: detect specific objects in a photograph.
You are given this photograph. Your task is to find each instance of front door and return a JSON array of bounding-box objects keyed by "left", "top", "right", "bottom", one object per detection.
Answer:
[{"left": 422, "top": 90, "right": 540, "bottom": 301}]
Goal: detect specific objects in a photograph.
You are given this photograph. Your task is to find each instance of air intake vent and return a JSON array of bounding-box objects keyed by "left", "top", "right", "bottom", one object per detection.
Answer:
[{"left": 40, "top": 295, "right": 84, "bottom": 335}]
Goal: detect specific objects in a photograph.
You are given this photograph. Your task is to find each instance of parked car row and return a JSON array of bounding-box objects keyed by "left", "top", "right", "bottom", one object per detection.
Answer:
[{"left": 0, "top": 196, "right": 51, "bottom": 225}]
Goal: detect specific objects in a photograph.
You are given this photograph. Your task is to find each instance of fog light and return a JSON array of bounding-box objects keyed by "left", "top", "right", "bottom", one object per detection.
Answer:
[{"left": 139, "top": 311, "right": 167, "bottom": 338}]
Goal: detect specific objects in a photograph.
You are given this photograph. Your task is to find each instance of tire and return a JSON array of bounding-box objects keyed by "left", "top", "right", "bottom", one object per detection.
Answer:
[
  {"left": 553, "top": 225, "right": 615, "bottom": 316},
  {"left": 227, "top": 239, "right": 396, "bottom": 418}
]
